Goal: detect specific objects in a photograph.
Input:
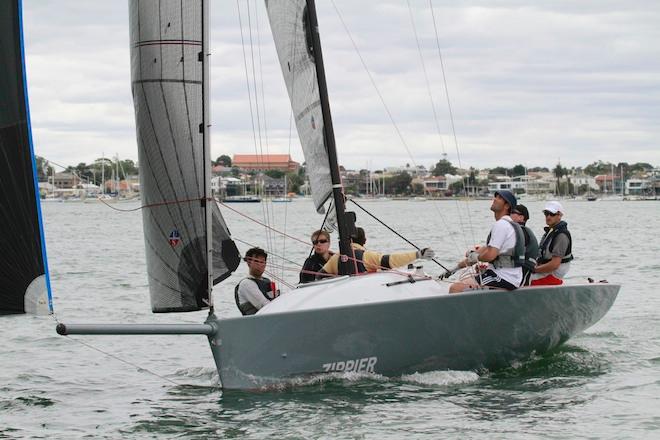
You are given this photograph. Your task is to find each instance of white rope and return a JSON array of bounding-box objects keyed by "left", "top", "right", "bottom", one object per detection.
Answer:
[
  {"left": 329, "top": 0, "right": 418, "bottom": 170},
  {"left": 429, "top": 0, "right": 476, "bottom": 248},
  {"left": 237, "top": 0, "right": 275, "bottom": 254},
  {"left": 50, "top": 313, "right": 181, "bottom": 386}
]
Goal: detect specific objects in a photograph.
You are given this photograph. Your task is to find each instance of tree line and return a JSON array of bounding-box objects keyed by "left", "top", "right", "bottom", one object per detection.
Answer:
[
  {"left": 38, "top": 153, "right": 655, "bottom": 196},
  {"left": 431, "top": 158, "right": 655, "bottom": 180},
  {"left": 36, "top": 156, "right": 139, "bottom": 186}
]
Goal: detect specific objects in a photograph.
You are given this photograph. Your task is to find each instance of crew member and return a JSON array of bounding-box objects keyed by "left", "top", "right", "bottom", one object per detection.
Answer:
[
  {"left": 235, "top": 247, "right": 278, "bottom": 315},
  {"left": 510, "top": 204, "right": 539, "bottom": 286},
  {"left": 449, "top": 190, "right": 524, "bottom": 293},
  {"left": 531, "top": 201, "right": 573, "bottom": 286},
  {"left": 318, "top": 227, "right": 435, "bottom": 276},
  {"left": 299, "top": 229, "right": 333, "bottom": 283}
]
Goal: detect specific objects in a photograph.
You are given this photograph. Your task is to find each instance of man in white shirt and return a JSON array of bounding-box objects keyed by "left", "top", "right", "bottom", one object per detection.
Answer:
[
  {"left": 234, "top": 247, "right": 278, "bottom": 315},
  {"left": 449, "top": 190, "right": 524, "bottom": 293}
]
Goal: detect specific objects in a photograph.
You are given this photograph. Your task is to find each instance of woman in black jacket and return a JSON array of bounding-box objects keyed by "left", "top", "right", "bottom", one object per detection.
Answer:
[{"left": 299, "top": 230, "right": 333, "bottom": 283}]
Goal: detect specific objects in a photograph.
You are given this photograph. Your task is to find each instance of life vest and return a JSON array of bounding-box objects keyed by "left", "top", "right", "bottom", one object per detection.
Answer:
[
  {"left": 521, "top": 225, "right": 539, "bottom": 272},
  {"left": 300, "top": 253, "right": 325, "bottom": 283},
  {"left": 234, "top": 276, "right": 272, "bottom": 316},
  {"left": 487, "top": 218, "right": 525, "bottom": 269},
  {"left": 537, "top": 221, "right": 573, "bottom": 265}
]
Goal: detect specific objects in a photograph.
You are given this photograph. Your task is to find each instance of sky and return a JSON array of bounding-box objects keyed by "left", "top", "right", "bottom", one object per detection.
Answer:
[{"left": 22, "top": 0, "right": 660, "bottom": 172}]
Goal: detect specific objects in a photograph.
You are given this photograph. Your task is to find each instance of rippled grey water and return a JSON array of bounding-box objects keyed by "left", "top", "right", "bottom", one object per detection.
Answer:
[{"left": 2, "top": 199, "right": 659, "bottom": 439}]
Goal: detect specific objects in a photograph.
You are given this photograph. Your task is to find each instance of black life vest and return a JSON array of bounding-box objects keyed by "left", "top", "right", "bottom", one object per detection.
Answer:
[
  {"left": 538, "top": 221, "right": 573, "bottom": 265},
  {"left": 486, "top": 218, "right": 525, "bottom": 269},
  {"left": 234, "top": 276, "right": 272, "bottom": 316},
  {"left": 521, "top": 225, "right": 539, "bottom": 272}
]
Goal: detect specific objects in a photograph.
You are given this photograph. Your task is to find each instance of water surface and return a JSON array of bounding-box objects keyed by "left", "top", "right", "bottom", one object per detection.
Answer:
[{"left": 1, "top": 199, "right": 658, "bottom": 439}]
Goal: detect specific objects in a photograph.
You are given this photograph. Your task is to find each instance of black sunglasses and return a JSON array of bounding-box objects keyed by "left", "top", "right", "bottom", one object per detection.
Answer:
[
  {"left": 543, "top": 210, "right": 559, "bottom": 217},
  {"left": 312, "top": 239, "right": 329, "bottom": 245}
]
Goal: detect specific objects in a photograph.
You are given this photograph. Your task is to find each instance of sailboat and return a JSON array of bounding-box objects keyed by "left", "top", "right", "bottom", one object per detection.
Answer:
[
  {"left": 272, "top": 174, "right": 292, "bottom": 202},
  {"left": 57, "top": 0, "right": 618, "bottom": 390},
  {"left": 0, "top": 0, "right": 53, "bottom": 315}
]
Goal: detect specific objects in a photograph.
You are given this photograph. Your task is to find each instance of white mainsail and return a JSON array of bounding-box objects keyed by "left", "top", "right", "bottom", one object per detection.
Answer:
[
  {"left": 128, "top": 0, "right": 239, "bottom": 313},
  {"left": 265, "top": 0, "right": 334, "bottom": 219}
]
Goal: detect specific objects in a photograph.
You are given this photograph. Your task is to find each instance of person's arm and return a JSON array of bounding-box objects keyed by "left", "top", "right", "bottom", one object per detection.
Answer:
[
  {"left": 237, "top": 280, "right": 271, "bottom": 310},
  {"left": 478, "top": 246, "right": 499, "bottom": 262},
  {"left": 320, "top": 254, "right": 339, "bottom": 276},
  {"left": 378, "top": 250, "right": 418, "bottom": 270},
  {"left": 534, "top": 234, "right": 569, "bottom": 274},
  {"left": 534, "top": 256, "right": 561, "bottom": 274},
  {"left": 299, "top": 257, "right": 315, "bottom": 283},
  {"left": 457, "top": 245, "right": 494, "bottom": 268}
]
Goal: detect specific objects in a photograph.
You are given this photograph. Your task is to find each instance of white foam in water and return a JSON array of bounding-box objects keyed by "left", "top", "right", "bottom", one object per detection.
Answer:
[
  {"left": 401, "top": 370, "right": 480, "bottom": 386},
  {"left": 173, "top": 366, "right": 216, "bottom": 378},
  {"left": 238, "top": 371, "right": 387, "bottom": 392},
  {"left": 172, "top": 367, "right": 220, "bottom": 385}
]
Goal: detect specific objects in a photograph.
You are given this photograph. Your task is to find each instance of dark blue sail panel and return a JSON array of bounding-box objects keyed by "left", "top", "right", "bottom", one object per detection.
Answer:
[
  {"left": 0, "top": 0, "right": 53, "bottom": 315},
  {"left": 128, "top": 0, "right": 239, "bottom": 313}
]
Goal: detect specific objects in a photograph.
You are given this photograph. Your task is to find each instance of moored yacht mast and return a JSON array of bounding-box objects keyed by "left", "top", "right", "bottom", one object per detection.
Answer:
[{"left": 304, "top": 0, "right": 357, "bottom": 274}]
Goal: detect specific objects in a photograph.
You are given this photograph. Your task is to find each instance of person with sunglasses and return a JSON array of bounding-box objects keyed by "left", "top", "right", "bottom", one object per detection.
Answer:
[
  {"left": 530, "top": 201, "right": 573, "bottom": 286},
  {"left": 299, "top": 230, "right": 334, "bottom": 283},
  {"left": 510, "top": 204, "right": 539, "bottom": 286}
]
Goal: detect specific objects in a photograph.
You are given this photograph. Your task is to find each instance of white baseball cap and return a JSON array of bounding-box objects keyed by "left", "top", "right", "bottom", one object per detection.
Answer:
[{"left": 543, "top": 201, "right": 563, "bottom": 214}]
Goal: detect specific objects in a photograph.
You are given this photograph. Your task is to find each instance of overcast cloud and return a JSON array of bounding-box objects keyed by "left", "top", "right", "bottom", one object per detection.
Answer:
[{"left": 23, "top": 1, "right": 660, "bottom": 171}]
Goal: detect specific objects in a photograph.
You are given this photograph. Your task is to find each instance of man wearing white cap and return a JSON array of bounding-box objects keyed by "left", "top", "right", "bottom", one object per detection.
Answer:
[{"left": 531, "top": 201, "right": 573, "bottom": 286}]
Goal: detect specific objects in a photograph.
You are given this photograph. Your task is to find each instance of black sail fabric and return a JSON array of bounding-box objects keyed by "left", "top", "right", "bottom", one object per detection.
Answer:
[
  {"left": 0, "top": 0, "right": 52, "bottom": 315},
  {"left": 128, "top": 0, "right": 239, "bottom": 313}
]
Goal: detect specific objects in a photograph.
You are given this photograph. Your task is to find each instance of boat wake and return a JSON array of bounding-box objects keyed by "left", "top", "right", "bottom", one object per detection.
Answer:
[
  {"left": 172, "top": 366, "right": 218, "bottom": 380},
  {"left": 488, "top": 345, "right": 609, "bottom": 385},
  {"left": 218, "top": 369, "right": 481, "bottom": 392},
  {"left": 401, "top": 370, "right": 480, "bottom": 387}
]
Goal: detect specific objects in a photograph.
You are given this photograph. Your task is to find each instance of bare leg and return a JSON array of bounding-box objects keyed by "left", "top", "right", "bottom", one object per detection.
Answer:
[{"left": 449, "top": 275, "right": 479, "bottom": 293}]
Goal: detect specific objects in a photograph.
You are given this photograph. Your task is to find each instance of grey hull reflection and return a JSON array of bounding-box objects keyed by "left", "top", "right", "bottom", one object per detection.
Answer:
[{"left": 207, "top": 283, "right": 618, "bottom": 390}]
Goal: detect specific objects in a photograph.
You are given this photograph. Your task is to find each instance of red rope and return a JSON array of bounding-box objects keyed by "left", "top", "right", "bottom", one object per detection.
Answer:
[
  {"left": 217, "top": 200, "right": 310, "bottom": 247},
  {"left": 97, "top": 195, "right": 421, "bottom": 279},
  {"left": 95, "top": 195, "right": 207, "bottom": 212}
]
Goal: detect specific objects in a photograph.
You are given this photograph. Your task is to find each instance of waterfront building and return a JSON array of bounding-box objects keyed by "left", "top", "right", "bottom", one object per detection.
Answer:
[
  {"left": 53, "top": 172, "right": 80, "bottom": 189},
  {"left": 421, "top": 176, "right": 447, "bottom": 195},
  {"left": 232, "top": 154, "right": 300, "bottom": 173},
  {"left": 595, "top": 174, "right": 623, "bottom": 194}
]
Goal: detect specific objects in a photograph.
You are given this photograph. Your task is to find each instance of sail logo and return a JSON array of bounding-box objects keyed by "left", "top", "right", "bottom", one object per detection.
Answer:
[
  {"left": 168, "top": 229, "right": 181, "bottom": 247},
  {"left": 322, "top": 356, "right": 377, "bottom": 374}
]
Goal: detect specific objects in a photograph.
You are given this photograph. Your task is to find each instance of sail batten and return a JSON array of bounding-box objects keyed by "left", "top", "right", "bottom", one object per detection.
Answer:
[{"left": 129, "top": 0, "right": 239, "bottom": 313}]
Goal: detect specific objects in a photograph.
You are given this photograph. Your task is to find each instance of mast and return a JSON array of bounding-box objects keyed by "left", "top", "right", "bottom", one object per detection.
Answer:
[
  {"left": 202, "top": 0, "right": 214, "bottom": 311},
  {"left": 305, "top": 0, "right": 356, "bottom": 274},
  {"left": 101, "top": 153, "right": 105, "bottom": 195}
]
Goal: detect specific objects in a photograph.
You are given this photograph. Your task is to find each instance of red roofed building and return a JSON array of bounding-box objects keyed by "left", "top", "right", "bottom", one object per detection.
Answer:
[
  {"left": 232, "top": 154, "right": 300, "bottom": 173},
  {"left": 595, "top": 174, "right": 623, "bottom": 193}
]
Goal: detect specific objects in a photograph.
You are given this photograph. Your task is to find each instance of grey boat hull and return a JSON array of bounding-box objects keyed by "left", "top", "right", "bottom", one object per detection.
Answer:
[{"left": 208, "top": 283, "right": 619, "bottom": 390}]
